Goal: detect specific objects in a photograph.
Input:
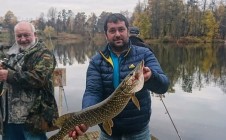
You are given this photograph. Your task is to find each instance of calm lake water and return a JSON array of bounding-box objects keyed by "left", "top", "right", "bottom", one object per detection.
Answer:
[
  {"left": 50, "top": 42, "right": 226, "bottom": 140},
  {"left": 1, "top": 41, "right": 226, "bottom": 140}
]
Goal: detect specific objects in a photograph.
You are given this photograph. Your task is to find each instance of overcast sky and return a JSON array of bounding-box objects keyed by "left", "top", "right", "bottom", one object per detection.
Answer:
[{"left": 0, "top": 0, "right": 140, "bottom": 20}]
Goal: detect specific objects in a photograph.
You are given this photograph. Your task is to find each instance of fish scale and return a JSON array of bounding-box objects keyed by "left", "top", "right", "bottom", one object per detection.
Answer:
[{"left": 48, "top": 60, "right": 144, "bottom": 140}]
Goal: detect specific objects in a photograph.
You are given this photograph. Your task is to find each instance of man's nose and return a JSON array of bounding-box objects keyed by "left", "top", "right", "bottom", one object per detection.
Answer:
[
  {"left": 20, "top": 36, "right": 27, "bottom": 41},
  {"left": 115, "top": 30, "right": 120, "bottom": 36}
]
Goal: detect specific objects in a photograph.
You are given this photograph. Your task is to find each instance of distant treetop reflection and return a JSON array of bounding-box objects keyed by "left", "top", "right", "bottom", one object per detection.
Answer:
[
  {"left": 151, "top": 43, "right": 226, "bottom": 94},
  {"left": 53, "top": 40, "right": 105, "bottom": 65},
  {"left": 53, "top": 41, "right": 226, "bottom": 94}
]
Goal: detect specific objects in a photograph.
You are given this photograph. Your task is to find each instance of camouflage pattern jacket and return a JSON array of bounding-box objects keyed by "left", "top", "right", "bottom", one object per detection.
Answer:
[{"left": 0, "top": 40, "right": 59, "bottom": 134}]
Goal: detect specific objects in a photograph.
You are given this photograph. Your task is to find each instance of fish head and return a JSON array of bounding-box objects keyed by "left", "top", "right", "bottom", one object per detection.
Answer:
[{"left": 122, "top": 60, "right": 144, "bottom": 94}]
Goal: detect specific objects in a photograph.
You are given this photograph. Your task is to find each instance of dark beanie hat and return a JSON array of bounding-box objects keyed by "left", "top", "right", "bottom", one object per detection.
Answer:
[{"left": 129, "top": 27, "right": 139, "bottom": 35}]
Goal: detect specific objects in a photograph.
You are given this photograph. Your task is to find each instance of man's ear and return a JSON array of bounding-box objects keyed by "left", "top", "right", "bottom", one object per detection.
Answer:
[
  {"left": 105, "top": 34, "right": 108, "bottom": 41},
  {"left": 34, "top": 32, "right": 37, "bottom": 37}
]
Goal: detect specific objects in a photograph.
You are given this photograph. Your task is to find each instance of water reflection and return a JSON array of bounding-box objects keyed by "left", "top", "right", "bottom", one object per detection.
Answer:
[
  {"left": 52, "top": 42, "right": 226, "bottom": 140},
  {"left": 53, "top": 40, "right": 105, "bottom": 65},
  {"left": 1, "top": 41, "right": 226, "bottom": 140},
  {"left": 153, "top": 43, "right": 226, "bottom": 94},
  {"left": 53, "top": 42, "right": 226, "bottom": 94}
]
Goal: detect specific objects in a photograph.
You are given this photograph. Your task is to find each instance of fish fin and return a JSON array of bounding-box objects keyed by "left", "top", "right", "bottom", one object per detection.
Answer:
[
  {"left": 109, "top": 119, "right": 113, "bottom": 127},
  {"left": 103, "top": 119, "right": 113, "bottom": 136},
  {"left": 131, "top": 93, "right": 140, "bottom": 110}
]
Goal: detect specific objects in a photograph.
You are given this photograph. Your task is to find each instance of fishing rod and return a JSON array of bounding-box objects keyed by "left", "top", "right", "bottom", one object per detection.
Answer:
[
  {"left": 48, "top": 32, "right": 69, "bottom": 112},
  {"left": 0, "top": 60, "right": 17, "bottom": 71},
  {"left": 0, "top": 58, "right": 17, "bottom": 96},
  {"left": 160, "top": 95, "right": 182, "bottom": 140},
  {"left": 60, "top": 85, "right": 69, "bottom": 112}
]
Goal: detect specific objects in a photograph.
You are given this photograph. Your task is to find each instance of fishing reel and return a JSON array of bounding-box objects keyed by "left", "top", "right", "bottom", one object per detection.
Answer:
[{"left": 0, "top": 58, "right": 16, "bottom": 71}]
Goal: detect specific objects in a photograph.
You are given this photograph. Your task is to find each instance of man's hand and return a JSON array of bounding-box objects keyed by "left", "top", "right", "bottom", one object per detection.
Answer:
[
  {"left": 68, "top": 124, "right": 88, "bottom": 140},
  {"left": 0, "top": 69, "right": 8, "bottom": 81},
  {"left": 0, "top": 63, "right": 4, "bottom": 70},
  {"left": 143, "top": 67, "right": 152, "bottom": 82}
]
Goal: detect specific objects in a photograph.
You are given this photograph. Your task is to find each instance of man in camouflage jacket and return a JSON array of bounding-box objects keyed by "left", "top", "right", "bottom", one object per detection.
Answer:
[{"left": 0, "top": 21, "right": 58, "bottom": 140}]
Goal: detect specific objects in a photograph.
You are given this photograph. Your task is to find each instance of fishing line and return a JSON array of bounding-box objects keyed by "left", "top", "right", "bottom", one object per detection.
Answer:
[{"left": 160, "top": 95, "right": 182, "bottom": 140}]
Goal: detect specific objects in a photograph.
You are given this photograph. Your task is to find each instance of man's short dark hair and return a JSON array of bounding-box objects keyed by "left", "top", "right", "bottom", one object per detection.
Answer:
[{"left": 104, "top": 13, "right": 129, "bottom": 33}]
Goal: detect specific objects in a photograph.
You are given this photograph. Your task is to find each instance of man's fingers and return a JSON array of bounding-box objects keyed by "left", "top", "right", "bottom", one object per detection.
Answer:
[
  {"left": 80, "top": 124, "right": 88, "bottom": 132},
  {"left": 75, "top": 126, "right": 84, "bottom": 136},
  {"left": 68, "top": 130, "right": 74, "bottom": 137},
  {"left": 143, "top": 67, "right": 150, "bottom": 73},
  {"left": 68, "top": 124, "right": 88, "bottom": 139}
]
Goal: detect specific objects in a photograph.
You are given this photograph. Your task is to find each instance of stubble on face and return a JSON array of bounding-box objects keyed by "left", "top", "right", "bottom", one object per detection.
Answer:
[{"left": 106, "top": 21, "right": 129, "bottom": 53}]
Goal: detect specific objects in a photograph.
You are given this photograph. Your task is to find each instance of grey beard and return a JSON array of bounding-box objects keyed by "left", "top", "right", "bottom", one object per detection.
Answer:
[{"left": 17, "top": 40, "right": 36, "bottom": 51}]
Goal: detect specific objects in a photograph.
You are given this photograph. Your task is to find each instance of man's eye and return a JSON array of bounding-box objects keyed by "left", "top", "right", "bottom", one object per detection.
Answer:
[
  {"left": 16, "top": 34, "right": 30, "bottom": 38},
  {"left": 109, "top": 30, "right": 116, "bottom": 33},
  {"left": 118, "top": 28, "right": 125, "bottom": 32},
  {"left": 16, "top": 34, "right": 22, "bottom": 38},
  {"left": 23, "top": 34, "right": 29, "bottom": 37}
]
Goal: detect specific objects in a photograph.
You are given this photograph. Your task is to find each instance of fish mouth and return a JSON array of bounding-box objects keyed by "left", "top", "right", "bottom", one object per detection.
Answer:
[{"left": 131, "top": 75, "right": 144, "bottom": 92}]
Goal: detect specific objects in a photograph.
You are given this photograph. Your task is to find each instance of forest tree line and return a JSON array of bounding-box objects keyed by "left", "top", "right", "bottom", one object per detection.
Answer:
[{"left": 1, "top": 0, "right": 226, "bottom": 43}]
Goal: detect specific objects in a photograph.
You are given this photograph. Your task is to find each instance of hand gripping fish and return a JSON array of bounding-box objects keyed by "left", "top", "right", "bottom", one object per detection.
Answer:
[{"left": 49, "top": 60, "right": 144, "bottom": 140}]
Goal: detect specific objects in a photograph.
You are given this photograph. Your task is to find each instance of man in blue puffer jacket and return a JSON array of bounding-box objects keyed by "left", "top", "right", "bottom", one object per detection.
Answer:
[{"left": 69, "top": 13, "right": 169, "bottom": 140}]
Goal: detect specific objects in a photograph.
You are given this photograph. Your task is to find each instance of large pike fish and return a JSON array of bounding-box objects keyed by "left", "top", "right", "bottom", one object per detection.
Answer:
[{"left": 49, "top": 60, "right": 144, "bottom": 140}]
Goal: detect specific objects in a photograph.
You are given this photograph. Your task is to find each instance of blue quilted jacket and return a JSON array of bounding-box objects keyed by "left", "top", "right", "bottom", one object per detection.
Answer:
[{"left": 82, "top": 42, "right": 169, "bottom": 136}]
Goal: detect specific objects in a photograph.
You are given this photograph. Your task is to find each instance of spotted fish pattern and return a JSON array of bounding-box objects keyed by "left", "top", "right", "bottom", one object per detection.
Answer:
[{"left": 49, "top": 60, "right": 144, "bottom": 140}]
